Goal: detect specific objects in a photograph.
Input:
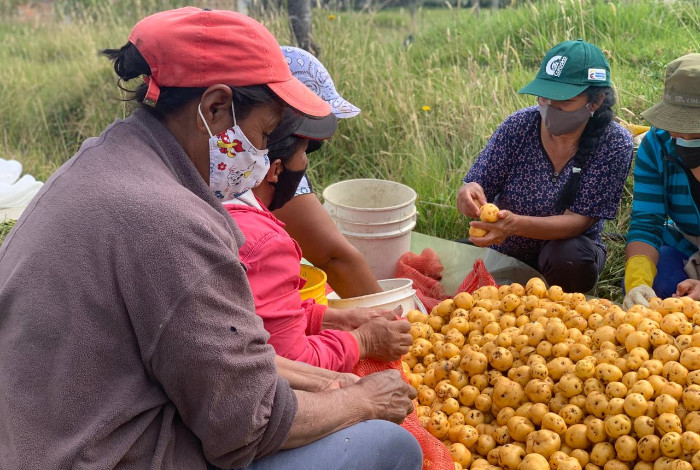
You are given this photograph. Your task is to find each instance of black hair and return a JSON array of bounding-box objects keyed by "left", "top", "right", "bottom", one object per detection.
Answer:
[
  {"left": 268, "top": 135, "right": 307, "bottom": 164},
  {"left": 101, "top": 42, "right": 279, "bottom": 118},
  {"left": 555, "top": 86, "right": 616, "bottom": 212}
]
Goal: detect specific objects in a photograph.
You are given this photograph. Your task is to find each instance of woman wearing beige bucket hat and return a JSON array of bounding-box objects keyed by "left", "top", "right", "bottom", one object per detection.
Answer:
[
  {"left": 0, "top": 8, "right": 421, "bottom": 470},
  {"left": 624, "top": 53, "right": 700, "bottom": 309}
]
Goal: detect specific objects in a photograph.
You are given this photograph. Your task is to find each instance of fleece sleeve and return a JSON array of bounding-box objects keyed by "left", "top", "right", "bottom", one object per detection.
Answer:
[{"left": 115, "top": 206, "right": 297, "bottom": 470}]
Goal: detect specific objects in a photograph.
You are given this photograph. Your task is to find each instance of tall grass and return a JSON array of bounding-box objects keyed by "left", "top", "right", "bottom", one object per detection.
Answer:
[{"left": 1, "top": 0, "right": 698, "bottom": 301}]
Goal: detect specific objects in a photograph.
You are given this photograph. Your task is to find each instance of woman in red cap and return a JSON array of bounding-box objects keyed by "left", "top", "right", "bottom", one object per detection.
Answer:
[{"left": 0, "top": 8, "right": 421, "bottom": 470}]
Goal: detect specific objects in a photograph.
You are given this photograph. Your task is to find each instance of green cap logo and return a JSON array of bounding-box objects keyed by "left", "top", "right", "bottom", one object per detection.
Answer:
[{"left": 545, "top": 55, "right": 568, "bottom": 77}]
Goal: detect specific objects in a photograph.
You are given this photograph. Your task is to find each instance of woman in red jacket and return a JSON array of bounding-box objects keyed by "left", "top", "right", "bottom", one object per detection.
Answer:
[{"left": 224, "top": 104, "right": 412, "bottom": 373}]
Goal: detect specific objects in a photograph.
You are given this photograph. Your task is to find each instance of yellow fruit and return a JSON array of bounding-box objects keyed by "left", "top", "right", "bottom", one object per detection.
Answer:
[
  {"left": 479, "top": 203, "right": 500, "bottom": 223},
  {"left": 469, "top": 226, "right": 488, "bottom": 238},
  {"left": 405, "top": 279, "right": 700, "bottom": 469}
]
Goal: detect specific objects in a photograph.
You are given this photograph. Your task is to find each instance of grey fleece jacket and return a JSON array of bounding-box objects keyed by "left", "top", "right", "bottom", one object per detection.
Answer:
[{"left": 0, "top": 108, "right": 297, "bottom": 469}]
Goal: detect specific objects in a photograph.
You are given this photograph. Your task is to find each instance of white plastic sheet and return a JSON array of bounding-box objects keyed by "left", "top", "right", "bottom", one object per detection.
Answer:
[
  {"left": 410, "top": 232, "right": 544, "bottom": 293},
  {"left": 0, "top": 158, "right": 43, "bottom": 220}
]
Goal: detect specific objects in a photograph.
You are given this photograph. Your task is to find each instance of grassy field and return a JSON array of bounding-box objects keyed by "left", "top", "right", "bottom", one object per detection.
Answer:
[{"left": 1, "top": 0, "right": 699, "bottom": 302}]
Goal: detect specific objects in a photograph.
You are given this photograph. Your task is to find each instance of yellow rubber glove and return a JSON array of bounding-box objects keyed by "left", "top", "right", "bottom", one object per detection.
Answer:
[{"left": 624, "top": 255, "right": 657, "bottom": 293}]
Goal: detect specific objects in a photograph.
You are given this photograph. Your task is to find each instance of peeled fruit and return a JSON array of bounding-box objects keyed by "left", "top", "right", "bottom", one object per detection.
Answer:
[{"left": 479, "top": 203, "right": 500, "bottom": 223}]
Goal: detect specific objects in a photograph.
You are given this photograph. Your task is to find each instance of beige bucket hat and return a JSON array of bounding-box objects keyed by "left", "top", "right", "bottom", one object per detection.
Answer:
[{"left": 641, "top": 53, "right": 700, "bottom": 133}]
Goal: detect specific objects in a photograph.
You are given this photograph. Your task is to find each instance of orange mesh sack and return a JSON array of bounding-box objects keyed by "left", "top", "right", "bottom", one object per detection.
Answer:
[
  {"left": 394, "top": 248, "right": 448, "bottom": 312},
  {"left": 353, "top": 358, "right": 454, "bottom": 470},
  {"left": 456, "top": 258, "right": 497, "bottom": 294},
  {"left": 395, "top": 251, "right": 498, "bottom": 310}
]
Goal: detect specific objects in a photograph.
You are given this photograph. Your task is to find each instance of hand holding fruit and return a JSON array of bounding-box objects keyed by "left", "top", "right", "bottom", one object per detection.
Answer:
[
  {"left": 457, "top": 182, "right": 487, "bottom": 218},
  {"left": 351, "top": 316, "right": 412, "bottom": 362},
  {"left": 469, "top": 203, "right": 518, "bottom": 246},
  {"left": 467, "top": 202, "right": 498, "bottom": 238},
  {"left": 675, "top": 279, "right": 700, "bottom": 300},
  {"left": 354, "top": 369, "right": 417, "bottom": 424}
]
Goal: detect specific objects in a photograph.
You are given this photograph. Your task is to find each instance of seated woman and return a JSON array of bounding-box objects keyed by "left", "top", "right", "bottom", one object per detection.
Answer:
[
  {"left": 457, "top": 40, "right": 634, "bottom": 293},
  {"left": 272, "top": 47, "right": 383, "bottom": 298},
  {"left": 624, "top": 53, "right": 700, "bottom": 308},
  {"left": 222, "top": 107, "right": 412, "bottom": 373}
]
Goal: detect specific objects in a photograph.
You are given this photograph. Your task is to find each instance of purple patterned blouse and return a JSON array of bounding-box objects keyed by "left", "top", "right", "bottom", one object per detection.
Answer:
[{"left": 464, "top": 106, "right": 634, "bottom": 267}]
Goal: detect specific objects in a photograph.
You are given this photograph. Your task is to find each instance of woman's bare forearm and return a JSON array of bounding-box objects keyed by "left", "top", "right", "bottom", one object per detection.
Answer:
[
  {"left": 513, "top": 211, "right": 595, "bottom": 240},
  {"left": 625, "top": 241, "right": 660, "bottom": 264},
  {"left": 273, "top": 193, "right": 382, "bottom": 298},
  {"left": 282, "top": 369, "right": 415, "bottom": 449},
  {"left": 275, "top": 355, "right": 354, "bottom": 392},
  {"left": 282, "top": 388, "right": 367, "bottom": 448}
]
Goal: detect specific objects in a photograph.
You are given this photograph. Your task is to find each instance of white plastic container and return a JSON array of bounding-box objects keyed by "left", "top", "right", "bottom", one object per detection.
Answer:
[
  {"left": 327, "top": 278, "right": 416, "bottom": 316},
  {"left": 323, "top": 179, "right": 418, "bottom": 280}
]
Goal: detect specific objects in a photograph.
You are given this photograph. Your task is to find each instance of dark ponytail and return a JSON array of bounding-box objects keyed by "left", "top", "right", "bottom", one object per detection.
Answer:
[
  {"left": 555, "top": 86, "right": 615, "bottom": 212},
  {"left": 101, "top": 42, "right": 280, "bottom": 118}
]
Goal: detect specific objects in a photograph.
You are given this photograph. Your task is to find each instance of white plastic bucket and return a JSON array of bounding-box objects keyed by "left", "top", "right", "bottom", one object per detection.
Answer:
[
  {"left": 323, "top": 179, "right": 417, "bottom": 223},
  {"left": 327, "top": 278, "right": 416, "bottom": 316},
  {"left": 323, "top": 179, "right": 418, "bottom": 280}
]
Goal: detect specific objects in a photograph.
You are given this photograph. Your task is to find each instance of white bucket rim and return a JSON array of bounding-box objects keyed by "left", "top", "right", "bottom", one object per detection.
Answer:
[
  {"left": 332, "top": 207, "right": 417, "bottom": 227},
  {"left": 339, "top": 219, "right": 417, "bottom": 240},
  {"left": 327, "top": 278, "right": 415, "bottom": 307},
  {"left": 322, "top": 178, "right": 418, "bottom": 213}
]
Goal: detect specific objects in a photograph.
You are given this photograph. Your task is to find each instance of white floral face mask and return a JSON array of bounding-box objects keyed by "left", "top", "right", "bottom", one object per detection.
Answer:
[{"left": 198, "top": 102, "right": 270, "bottom": 200}]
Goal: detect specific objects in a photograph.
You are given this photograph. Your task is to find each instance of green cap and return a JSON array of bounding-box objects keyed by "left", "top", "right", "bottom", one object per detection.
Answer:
[
  {"left": 519, "top": 39, "right": 612, "bottom": 100},
  {"left": 641, "top": 53, "right": 700, "bottom": 134}
]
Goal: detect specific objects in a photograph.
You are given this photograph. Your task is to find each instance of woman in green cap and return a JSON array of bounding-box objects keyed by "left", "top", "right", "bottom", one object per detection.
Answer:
[
  {"left": 457, "top": 40, "right": 634, "bottom": 293},
  {"left": 623, "top": 53, "right": 700, "bottom": 308}
]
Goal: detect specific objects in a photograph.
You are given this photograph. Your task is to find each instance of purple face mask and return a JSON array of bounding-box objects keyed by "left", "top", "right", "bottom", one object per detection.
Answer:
[{"left": 539, "top": 102, "right": 593, "bottom": 136}]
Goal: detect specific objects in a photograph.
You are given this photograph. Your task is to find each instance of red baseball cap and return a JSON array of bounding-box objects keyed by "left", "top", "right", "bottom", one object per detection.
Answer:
[{"left": 128, "top": 7, "right": 330, "bottom": 118}]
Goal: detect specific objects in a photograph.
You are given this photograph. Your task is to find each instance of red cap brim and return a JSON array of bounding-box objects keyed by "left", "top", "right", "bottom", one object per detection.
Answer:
[{"left": 268, "top": 77, "right": 331, "bottom": 118}]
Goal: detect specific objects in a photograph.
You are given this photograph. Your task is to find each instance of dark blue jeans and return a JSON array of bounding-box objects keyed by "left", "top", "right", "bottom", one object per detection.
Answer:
[
  {"left": 208, "top": 420, "right": 423, "bottom": 470},
  {"left": 652, "top": 245, "right": 688, "bottom": 298}
]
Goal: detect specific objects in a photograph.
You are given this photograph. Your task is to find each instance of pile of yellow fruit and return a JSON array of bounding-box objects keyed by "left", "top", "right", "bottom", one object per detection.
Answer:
[{"left": 402, "top": 278, "right": 700, "bottom": 470}]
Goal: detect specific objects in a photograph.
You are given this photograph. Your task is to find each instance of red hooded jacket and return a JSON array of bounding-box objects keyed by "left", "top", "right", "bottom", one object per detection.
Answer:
[{"left": 224, "top": 197, "right": 359, "bottom": 372}]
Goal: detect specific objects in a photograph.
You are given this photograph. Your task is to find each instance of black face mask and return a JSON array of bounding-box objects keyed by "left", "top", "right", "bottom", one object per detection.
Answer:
[
  {"left": 676, "top": 142, "right": 700, "bottom": 169},
  {"left": 268, "top": 167, "right": 307, "bottom": 211}
]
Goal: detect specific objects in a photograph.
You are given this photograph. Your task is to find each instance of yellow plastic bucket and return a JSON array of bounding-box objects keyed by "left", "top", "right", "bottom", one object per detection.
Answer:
[{"left": 299, "top": 265, "right": 328, "bottom": 305}]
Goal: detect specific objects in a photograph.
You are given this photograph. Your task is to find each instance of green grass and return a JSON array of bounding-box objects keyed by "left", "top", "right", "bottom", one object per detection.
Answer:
[
  {"left": 1, "top": 220, "right": 16, "bottom": 243},
  {"left": 1, "top": 0, "right": 699, "bottom": 302}
]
